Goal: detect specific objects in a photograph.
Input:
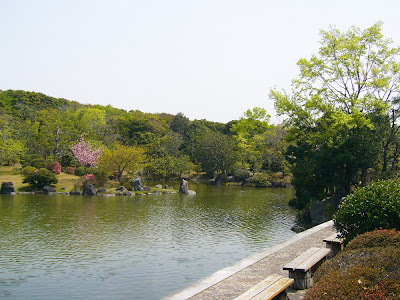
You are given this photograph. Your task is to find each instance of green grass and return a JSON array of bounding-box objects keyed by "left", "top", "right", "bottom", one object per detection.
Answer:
[
  {"left": 0, "top": 164, "right": 81, "bottom": 192},
  {"left": 0, "top": 164, "right": 178, "bottom": 193}
]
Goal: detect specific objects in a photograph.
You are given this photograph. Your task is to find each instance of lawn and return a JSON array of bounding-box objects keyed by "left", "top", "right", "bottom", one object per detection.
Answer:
[{"left": 0, "top": 164, "right": 81, "bottom": 192}]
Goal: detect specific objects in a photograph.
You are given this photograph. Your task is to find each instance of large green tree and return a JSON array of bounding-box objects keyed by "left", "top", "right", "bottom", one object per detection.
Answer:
[
  {"left": 194, "top": 130, "right": 238, "bottom": 178},
  {"left": 270, "top": 22, "right": 400, "bottom": 205},
  {"left": 231, "top": 107, "right": 271, "bottom": 171},
  {"left": 99, "top": 144, "right": 145, "bottom": 181}
]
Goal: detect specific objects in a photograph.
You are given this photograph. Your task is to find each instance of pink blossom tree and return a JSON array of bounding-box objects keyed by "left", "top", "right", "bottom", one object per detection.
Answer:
[{"left": 70, "top": 136, "right": 102, "bottom": 169}]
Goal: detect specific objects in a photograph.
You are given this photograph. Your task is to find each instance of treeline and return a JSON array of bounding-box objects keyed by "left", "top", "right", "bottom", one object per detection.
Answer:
[
  {"left": 270, "top": 22, "right": 400, "bottom": 212},
  {"left": 0, "top": 89, "right": 288, "bottom": 184}
]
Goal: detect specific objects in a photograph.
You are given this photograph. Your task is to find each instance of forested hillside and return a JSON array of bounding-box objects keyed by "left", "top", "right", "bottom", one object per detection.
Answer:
[{"left": 0, "top": 89, "right": 287, "bottom": 184}]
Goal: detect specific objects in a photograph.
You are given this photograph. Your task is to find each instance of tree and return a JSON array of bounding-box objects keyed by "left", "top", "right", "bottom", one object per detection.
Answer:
[
  {"left": 0, "top": 139, "right": 26, "bottom": 165},
  {"left": 23, "top": 168, "right": 58, "bottom": 189},
  {"left": 70, "top": 136, "right": 102, "bottom": 169},
  {"left": 99, "top": 144, "right": 145, "bottom": 181},
  {"left": 195, "top": 130, "right": 238, "bottom": 177},
  {"left": 145, "top": 154, "right": 193, "bottom": 179},
  {"left": 270, "top": 22, "right": 400, "bottom": 204},
  {"left": 169, "top": 112, "right": 190, "bottom": 135},
  {"left": 231, "top": 107, "right": 271, "bottom": 171}
]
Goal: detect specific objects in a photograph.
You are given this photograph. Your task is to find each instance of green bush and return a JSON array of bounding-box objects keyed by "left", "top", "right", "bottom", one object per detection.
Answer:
[
  {"left": 334, "top": 180, "right": 400, "bottom": 242},
  {"left": 22, "top": 166, "right": 36, "bottom": 176},
  {"left": 22, "top": 168, "right": 58, "bottom": 189},
  {"left": 75, "top": 166, "right": 86, "bottom": 177},
  {"left": 21, "top": 154, "right": 42, "bottom": 167},
  {"left": 65, "top": 167, "right": 75, "bottom": 174},
  {"left": 346, "top": 229, "right": 400, "bottom": 250},
  {"left": 31, "top": 158, "right": 47, "bottom": 169},
  {"left": 92, "top": 169, "right": 109, "bottom": 187},
  {"left": 232, "top": 168, "right": 251, "bottom": 182},
  {"left": 249, "top": 172, "right": 271, "bottom": 187}
]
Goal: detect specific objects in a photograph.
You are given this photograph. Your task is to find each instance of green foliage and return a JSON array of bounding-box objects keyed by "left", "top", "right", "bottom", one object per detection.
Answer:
[
  {"left": 145, "top": 155, "right": 194, "bottom": 179},
  {"left": 0, "top": 90, "right": 68, "bottom": 117},
  {"left": 65, "top": 167, "right": 75, "bottom": 174},
  {"left": 194, "top": 130, "right": 238, "bottom": 178},
  {"left": 232, "top": 168, "right": 251, "bottom": 182},
  {"left": 118, "top": 115, "right": 168, "bottom": 145},
  {"left": 22, "top": 168, "right": 58, "bottom": 189},
  {"left": 31, "top": 158, "right": 47, "bottom": 169},
  {"left": 334, "top": 180, "right": 400, "bottom": 241},
  {"left": 346, "top": 229, "right": 400, "bottom": 250},
  {"left": 270, "top": 22, "right": 400, "bottom": 208},
  {"left": 91, "top": 169, "right": 109, "bottom": 187},
  {"left": 21, "top": 154, "right": 43, "bottom": 167},
  {"left": 169, "top": 112, "right": 189, "bottom": 135},
  {"left": 249, "top": 172, "right": 271, "bottom": 187},
  {"left": 60, "top": 150, "right": 78, "bottom": 167},
  {"left": 98, "top": 144, "right": 145, "bottom": 181},
  {"left": 75, "top": 166, "right": 86, "bottom": 177},
  {"left": 22, "top": 166, "right": 36, "bottom": 176},
  {"left": 0, "top": 139, "right": 26, "bottom": 165}
]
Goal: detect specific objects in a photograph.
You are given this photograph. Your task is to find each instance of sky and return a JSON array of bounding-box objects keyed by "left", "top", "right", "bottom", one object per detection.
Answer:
[{"left": 1, "top": 0, "right": 400, "bottom": 123}]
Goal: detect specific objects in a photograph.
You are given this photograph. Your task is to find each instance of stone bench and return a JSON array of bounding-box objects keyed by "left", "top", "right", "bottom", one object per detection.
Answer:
[
  {"left": 323, "top": 233, "right": 344, "bottom": 258},
  {"left": 234, "top": 274, "right": 294, "bottom": 300},
  {"left": 283, "top": 247, "right": 331, "bottom": 289}
]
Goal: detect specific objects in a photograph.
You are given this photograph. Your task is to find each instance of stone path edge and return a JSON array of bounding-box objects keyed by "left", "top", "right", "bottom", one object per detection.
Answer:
[{"left": 163, "top": 220, "right": 334, "bottom": 300}]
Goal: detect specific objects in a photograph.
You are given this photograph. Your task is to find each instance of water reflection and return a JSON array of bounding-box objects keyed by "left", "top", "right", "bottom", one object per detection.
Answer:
[{"left": 0, "top": 185, "right": 296, "bottom": 299}]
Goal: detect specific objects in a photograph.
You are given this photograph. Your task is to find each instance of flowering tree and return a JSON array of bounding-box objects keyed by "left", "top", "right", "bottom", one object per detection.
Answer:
[{"left": 70, "top": 136, "right": 102, "bottom": 168}]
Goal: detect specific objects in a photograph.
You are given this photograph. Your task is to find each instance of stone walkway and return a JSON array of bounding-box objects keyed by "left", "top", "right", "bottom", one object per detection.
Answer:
[{"left": 163, "top": 220, "right": 335, "bottom": 300}]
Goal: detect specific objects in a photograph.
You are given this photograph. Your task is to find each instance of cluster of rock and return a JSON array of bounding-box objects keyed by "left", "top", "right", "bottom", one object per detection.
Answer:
[
  {"left": 1, "top": 178, "right": 197, "bottom": 196},
  {"left": 72, "top": 177, "right": 183, "bottom": 196}
]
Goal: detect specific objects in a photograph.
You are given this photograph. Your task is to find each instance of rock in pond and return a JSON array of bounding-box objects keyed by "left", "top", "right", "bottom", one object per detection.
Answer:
[
  {"left": 42, "top": 186, "right": 56, "bottom": 194},
  {"left": 82, "top": 184, "right": 96, "bottom": 195},
  {"left": 131, "top": 177, "right": 144, "bottom": 191},
  {"left": 0, "top": 182, "right": 15, "bottom": 194},
  {"left": 179, "top": 179, "right": 196, "bottom": 195}
]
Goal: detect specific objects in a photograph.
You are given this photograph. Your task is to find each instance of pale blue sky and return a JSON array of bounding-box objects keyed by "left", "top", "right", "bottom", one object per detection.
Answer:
[{"left": 1, "top": 0, "right": 399, "bottom": 123}]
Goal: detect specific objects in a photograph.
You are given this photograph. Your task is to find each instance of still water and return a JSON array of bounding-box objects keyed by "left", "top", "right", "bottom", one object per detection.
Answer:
[{"left": 0, "top": 184, "right": 296, "bottom": 299}]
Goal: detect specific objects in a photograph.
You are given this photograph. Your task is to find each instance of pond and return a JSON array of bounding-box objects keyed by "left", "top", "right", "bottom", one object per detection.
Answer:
[{"left": 0, "top": 183, "right": 296, "bottom": 299}]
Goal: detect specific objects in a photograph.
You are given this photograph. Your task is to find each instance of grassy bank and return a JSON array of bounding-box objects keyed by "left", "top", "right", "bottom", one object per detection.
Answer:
[{"left": 0, "top": 164, "right": 80, "bottom": 192}]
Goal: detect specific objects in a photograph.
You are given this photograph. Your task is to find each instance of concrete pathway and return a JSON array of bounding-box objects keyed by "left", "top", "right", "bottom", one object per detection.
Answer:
[{"left": 163, "top": 220, "right": 335, "bottom": 300}]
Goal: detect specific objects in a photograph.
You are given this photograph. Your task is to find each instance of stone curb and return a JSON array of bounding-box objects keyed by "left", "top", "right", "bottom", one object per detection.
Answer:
[{"left": 163, "top": 220, "right": 334, "bottom": 300}]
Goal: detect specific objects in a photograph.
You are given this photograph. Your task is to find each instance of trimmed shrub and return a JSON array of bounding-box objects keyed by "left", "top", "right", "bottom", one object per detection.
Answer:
[
  {"left": 22, "top": 166, "right": 36, "bottom": 176},
  {"left": 31, "top": 158, "right": 47, "bottom": 169},
  {"left": 92, "top": 169, "right": 109, "bottom": 187},
  {"left": 22, "top": 168, "right": 58, "bottom": 189},
  {"left": 46, "top": 161, "right": 61, "bottom": 174},
  {"left": 249, "top": 172, "right": 271, "bottom": 187},
  {"left": 305, "top": 266, "right": 398, "bottom": 300},
  {"left": 75, "top": 166, "right": 86, "bottom": 177},
  {"left": 346, "top": 229, "right": 400, "bottom": 250},
  {"left": 65, "top": 167, "right": 75, "bottom": 174},
  {"left": 313, "top": 247, "right": 400, "bottom": 283},
  {"left": 232, "top": 168, "right": 252, "bottom": 182},
  {"left": 60, "top": 150, "right": 78, "bottom": 167},
  {"left": 334, "top": 180, "right": 400, "bottom": 242},
  {"left": 21, "top": 154, "right": 42, "bottom": 167}
]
